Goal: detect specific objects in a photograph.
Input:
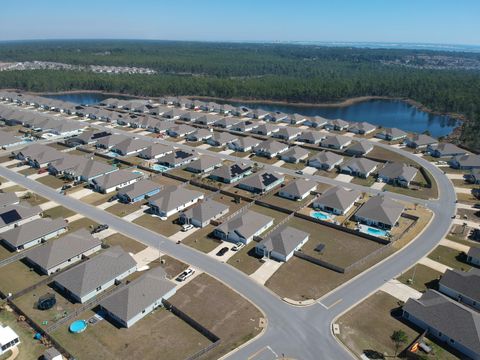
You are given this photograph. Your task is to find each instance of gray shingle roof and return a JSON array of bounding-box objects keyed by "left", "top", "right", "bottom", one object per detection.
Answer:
[
  {"left": 321, "top": 135, "right": 352, "bottom": 148},
  {"left": 259, "top": 226, "right": 309, "bottom": 256},
  {"left": 0, "top": 192, "right": 18, "bottom": 208},
  {"left": 452, "top": 154, "right": 480, "bottom": 168},
  {"left": 355, "top": 195, "right": 404, "bottom": 226},
  {"left": 92, "top": 170, "right": 143, "bottom": 190},
  {"left": 0, "top": 203, "right": 42, "bottom": 228},
  {"left": 440, "top": 268, "right": 480, "bottom": 304},
  {"left": 217, "top": 210, "right": 273, "bottom": 240},
  {"left": 313, "top": 186, "right": 361, "bottom": 212},
  {"left": 54, "top": 246, "right": 136, "bottom": 298},
  {"left": 341, "top": 157, "right": 379, "bottom": 175},
  {"left": 210, "top": 163, "right": 252, "bottom": 182},
  {"left": 378, "top": 162, "right": 418, "bottom": 183},
  {"left": 238, "top": 171, "right": 284, "bottom": 192},
  {"left": 100, "top": 267, "right": 175, "bottom": 324},
  {"left": 345, "top": 141, "right": 373, "bottom": 154},
  {"left": 138, "top": 143, "right": 173, "bottom": 159},
  {"left": 149, "top": 186, "right": 204, "bottom": 214},
  {"left": 254, "top": 139, "right": 289, "bottom": 154},
  {"left": 0, "top": 130, "right": 22, "bottom": 147},
  {"left": 280, "top": 179, "right": 316, "bottom": 198},
  {"left": 182, "top": 199, "right": 229, "bottom": 224},
  {"left": 117, "top": 179, "right": 162, "bottom": 200},
  {"left": 408, "top": 134, "right": 437, "bottom": 146},
  {"left": 186, "top": 156, "right": 222, "bottom": 172},
  {"left": 281, "top": 146, "right": 310, "bottom": 160},
  {"left": 308, "top": 151, "right": 343, "bottom": 167},
  {"left": 1, "top": 218, "right": 67, "bottom": 248}
]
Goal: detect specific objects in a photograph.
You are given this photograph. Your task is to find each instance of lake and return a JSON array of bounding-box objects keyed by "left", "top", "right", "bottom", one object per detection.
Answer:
[{"left": 45, "top": 93, "right": 460, "bottom": 138}]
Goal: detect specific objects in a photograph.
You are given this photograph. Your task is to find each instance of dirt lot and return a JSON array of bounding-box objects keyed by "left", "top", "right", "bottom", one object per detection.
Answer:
[
  {"left": 428, "top": 245, "right": 472, "bottom": 271},
  {"left": 0, "top": 260, "right": 46, "bottom": 295},
  {"left": 397, "top": 264, "right": 442, "bottom": 292},
  {"left": 337, "top": 291, "right": 460, "bottom": 360},
  {"left": 169, "top": 273, "right": 264, "bottom": 360},
  {"left": 51, "top": 307, "right": 210, "bottom": 360},
  {"left": 104, "top": 233, "right": 147, "bottom": 254}
]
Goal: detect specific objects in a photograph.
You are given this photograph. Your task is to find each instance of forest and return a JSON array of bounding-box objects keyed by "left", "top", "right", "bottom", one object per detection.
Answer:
[{"left": 0, "top": 40, "right": 479, "bottom": 150}]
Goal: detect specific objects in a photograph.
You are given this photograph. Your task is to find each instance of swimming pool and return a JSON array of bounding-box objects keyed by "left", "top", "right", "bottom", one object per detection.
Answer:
[
  {"left": 105, "top": 151, "right": 120, "bottom": 158},
  {"left": 69, "top": 320, "right": 87, "bottom": 333},
  {"left": 360, "top": 225, "right": 390, "bottom": 238},
  {"left": 310, "top": 210, "right": 332, "bottom": 221},
  {"left": 151, "top": 164, "right": 170, "bottom": 172}
]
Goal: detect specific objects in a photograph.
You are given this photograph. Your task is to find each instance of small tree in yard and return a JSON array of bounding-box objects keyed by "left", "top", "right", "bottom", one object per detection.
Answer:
[{"left": 391, "top": 330, "right": 408, "bottom": 357}]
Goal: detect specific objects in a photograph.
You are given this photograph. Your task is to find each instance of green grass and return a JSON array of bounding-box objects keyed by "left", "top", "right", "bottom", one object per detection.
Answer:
[
  {"left": 350, "top": 176, "right": 376, "bottom": 187},
  {"left": 397, "top": 264, "right": 442, "bottom": 292},
  {"left": 36, "top": 175, "right": 68, "bottom": 189},
  {"left": 227, "top": 242, "right": 264, "bottom": 275},
  {"left": 428, "top": 245, "right": 472, "bottom": 271},
  {"left": 43, "top": 206, "right": 75, "bottom": 219}
]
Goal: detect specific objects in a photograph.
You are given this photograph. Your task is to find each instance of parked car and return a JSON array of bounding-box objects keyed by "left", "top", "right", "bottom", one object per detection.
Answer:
[
  {"left": 107, "top": 195, "right": 117, "bottom": 202},
  {"left": 295, "top": 170, "right": 304, "bottom": 175},
  {"left": 216, "top": 246, "right": 229, "bottom": 256},
  {"left": 91, "top": 224, "right": 109, "bottom": 234},
  {"left": 181, "top": 224, "right": 194, "bottom": 232},
  {"left": 232, "top": 242, "right": 244, "bottom": 251},
  {"left": 177, "top": 268, "right": 195, "bottom": 282},
  {"left": 61, "top": 184, "right": 72, "bottom": 191}
]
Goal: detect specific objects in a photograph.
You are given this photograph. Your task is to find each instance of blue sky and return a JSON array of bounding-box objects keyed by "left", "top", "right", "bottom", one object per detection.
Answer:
[{"left": 0, "top": 0, "right": 479, "bottom": 45}]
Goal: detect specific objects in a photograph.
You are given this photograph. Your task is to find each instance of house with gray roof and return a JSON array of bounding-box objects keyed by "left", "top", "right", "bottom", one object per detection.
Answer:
[
  {"left": 354, "top": 195, "right": 404, "bottom": 230},
  {"left": 1, "top": 218, "right": 67, "bottom": 252},
  {"left": 0, "top": 131, "right": 24, "bottom": 149},
  {"left": 313, "top": 186, "right": 361, "bottom": 215},
  {"left": 266, "top": 112, "right": 288, "bottom": 123},
  {"left": 206, "top": 132, "right": 238, "bottom": 147},
  {"left": 307, "top": 151, "right": 343, "bottom": 171},
  {"left": 0, "top": 193, "right": 19, "bottom": 208},
  {"left": 117, "top": 179, "right": 162, "bottom": 203},
  {"left": 344, "top": 141, "right": 374, "bottom": 156},
  {"left": 377, "top": 162, "right": 419, "bottom": 187},
  {"left": 100, "top": 267, "right": 176, "bottom": 328},
  {"left": 467, "top": 169, "right": 480, "bottom": 184},
  {"left": 466, "top": 247, "right": 480, "bottom": 266},
  {"left": 214, "top": 210, "right": 274, "bottom": 244},
  {"left": 348, "top": 122, "right": 376, "bottom": 135},
  {"left": 427, "top": 143, "right": 467, "bottom": 158},
  {"left": 237, "top": 171, "right": 284, "bottom": 194},
  {"left": 166, "top": 124, "right": 196, "bottom": 138},
  {"left": 96, "top": 134, "right": 130, "bottom": 150},
  {"left": 304, "top": 116, "right": 329, "bottom": 128},
  {"left": 0, "top": 203, "right": 42, "bottom": 233},
  {"left": 231, "top": 121, "right": 259, "bottom": 133},
  {"left": 158, "top": 150, "right": 198, "bottom": 168},
  {"left": 186, "top": 128, "right": 213, "bottom": 142},
  {"left": 49, "top": 156, "right": 118, "bottom": 182},
  {"left": 405, "top": 134, "right": 438, "bottom": 149},
  {"left": 195, "top": 114, "right": 222, "bottom": 126},
  {"left": 26, "top": 229, "right": 102, "bottom": 275},
  {"left": 162, "top": 108, "right": 184, "bottom": 120},
  {"left": 280, "top": 146, "right": 310, "bottom": 164},
  {"left": 449, "top": 154, "right": 480, "bottom": 170},
  {"left": 13, "top": 144, "right": 63, "bottom": 168},
  {"left": 186, "top": 156, "right": 222, "bottom": 174},
  {"left": 91, "top": 170, "right": 143, "bottom": 194},
  {"left": 340, "top": 157, "right": 379, "bottom": 178},
  {"left": 272, "top": 127, "right": 302, "bottom": 141},
  {"left": 403, "top": 290, "right": 480, "bottom": 360},
  {"left": 375, "top": 127, "right": 408, "bottom": 141},
  {"left": 64, "top": 130, "right": 111, "bottom": 147},
  {"left": 213, "top": 117, "right": 241, "bottom": 129},
  {"left": 179, "top": 199, "right": 229, "bottom": 228},
  {"left": 254, "top": 139, "right": 289, "bottom": 158},
  {"left": 111, "top": 138, "right": 150, "bottom": 156},
  {"left": 209, "top": 163, "right": 253, "bottom": 184},
  {"left": 288, "top": 113, "right": 308, "bottom": 125},
  {"left": 320, "top": 135, "right": 352, "bottom": 150},
  {"left": 249, "top": 109, "right": 269, "bottom": 120},
  {"left": 298, "top": 131, "right": 325, "bottom": 144},
  {"left": 138, "top": 143, "right": 173, "bottom": 161},
  {"left": 325, "top": 119, "right": 350, "bottom": 131},
  {"left": 228, "top": 137, "right": 261, "bottom": 152},
  {"left": 278, "top": 179, "right": 316, "bottom": 201},
  {"left": 251, "top": 123, "right": 280, "bottom": 136},
  {"left": 256, "top": 226, "right": 309, "bottom": 262},
  {"left": 148, "top": 186, "right": 205, "bottom": 218},
  {"left": 439, "top": 268, "right": 480, "bottom": 312},
  {"left": 54, "top": 246, "right": 137, "bottom": 303}
]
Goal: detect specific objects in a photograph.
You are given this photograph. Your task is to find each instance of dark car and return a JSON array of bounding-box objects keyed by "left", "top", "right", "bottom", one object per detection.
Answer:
[
  {"left": 108, "top": 195, "right": 118, "bottom": 202},
  {"left": 216, "top": 247, "right": 229, "bottom": 256},
  {"left": 61, "top": 184, "right": 72, "bottom": 191},
  {"left": 91, "top": 224, "right": 109, "bottom": 234}
]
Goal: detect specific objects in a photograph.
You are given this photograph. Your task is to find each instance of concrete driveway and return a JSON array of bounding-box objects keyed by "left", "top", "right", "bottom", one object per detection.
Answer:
[
  {"left": 380, "top": 280, "right": 421, "bottom": 302},
  {"left": 335, "top": 173, "right": 353, "bottom": 183},
  {"left": 250, "top": 259, "right": 283, "bottom": 284},
  {"left": 169, "top": 227, "right": 199, "bottom": 242},
  {"left": 370, "top": 181, "right": 386, "bottom": 190},
  {"left": 208, "top": 241, "right": 237, "bottom": 262}
]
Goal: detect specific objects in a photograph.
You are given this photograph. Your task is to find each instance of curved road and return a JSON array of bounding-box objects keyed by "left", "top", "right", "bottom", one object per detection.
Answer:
[{"left": 0, "top": 110, "right": 457, "bottom": 359}]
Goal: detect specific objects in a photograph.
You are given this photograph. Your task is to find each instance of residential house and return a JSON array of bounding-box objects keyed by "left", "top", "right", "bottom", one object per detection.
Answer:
[
  {"left": 325, "top": 119, "right": 350, "bottom": 131},
  {"left": 1, "top": 218, "right": 67, "bottom": 252},
  {"left": 237, "top": 171, "right": 285, "bottom": 194},
  {"left": 231, "top": 121, "right": 258, "bottom": 133},
  {"left": 320, "top": 135, "right": 352, "bottom": 150},
  {"left": 307, "top": 151, "right": 343, "bottom": 171},
  {"left": 297, "top": 131, "right": 325, "bottom": 144},
  {"left": 266, "top": 112, "right": 288, "bottom": 123},
  {"left": 64, "top": 130, "right": 111, "bottom": 147},
  {"left": 186, "top": 156, "right": 222, "bottom": 174},
  {"left": 0, "top": 130, "right": 25, "bottom": 149},
  {"left": 179, "top": 199, "right": 229, "bottom": 228},
  {"left": 340, "top": 158, "right": 379, "bottom": 178},
  {"left": 206, "top": 132, "right": 238, "bottom": 147},
  {"left": 0, "top": 203, "right": 42, "bottom": 233},
  {"left": 278, "top": 179, "right": 316, "bottom": 201},
  {"left": 100, "top": 267, "right": 176, "bottom": 328},
  {"left": 91, "top": 170, "right": 143, "bottom": 194},
  {"left": 354, "top": 195, "right": 404, "bottom": 230},
  {"left": 213, "top": 210, "right": 274, "bottom": 244},
  {"left": 148, "top": 186, "right": 205, "bottom": 218},
  {"left": 427, "top": 143, "right": 467, "bottom": 158},
  {"left": 375, "top": 127, "right": 408, "bottom": 141},
  {"left": 138, "top": 144, "right": 173, "bottom": 161},
  {"left": 54, "top": 246, "right": 137, "bottom": 303},
  {"left": 402, "top": 290, "right": 480, "bottom": 360},
  {"left": 195, "top": 114, "right": 222, "bottom": 126},
  {"left": 111, "top": 138, "right": 150, "bottom": 156},
  {"left": 158, "top": 150, "right": 198, "bottom": 168},
  {"left": 96, "top": 134, "right": 130, "bottom": 150},
  {"left": 272, "top": 127, "right": 302, "bottom": 141},
  {"left": 213, "top": 117, "right": 241, "bottom": 129},
  {"left": 13, "top": 144, "right": 63, "bottom": 168},
  {"left": 405, "top": 134, "right": 438, "bottom": 149},
  {"left": 344, "top": 141, "right": 374, "bottom": 156},
  {"left": 209, "top": 163, "right": 253, "bottom": 184},
  {"left": 377, "top": 162, "right": 419, "bottom": 187},
  {"left": 117, "top": 180, "right": 162, "bottom": 203},
  {"left": 228, "top": 137, "right": 261, "bottom": 152},
  {"left": 467, "top": 169, "right": 480, "bottom": 184},
  {"left": 280, "top": 146, "right": 310, "bottom": 163},
  {"left": 166, "top": 124, "right": 196, "bottom": 138},
  {"left": 0, "top": 193, "right": 19, "bottom": 208},
  {"left": 186, "top": 128, "right": 213, "bottom": 142},
  {"left": 0, "top": 326, "right": 19, "bottom": 356},
  {"left": 439, "top": 268, "right": 480, "bottom": 311},
  {"left": 49, "top": 156, "right": 117, "bottom": 182},
  {"left": 348, "top": 122, "right": 376, "bottom": 135},
  {"left": 253, "top": 139, "right": 289, "bottom": 158},
  {"left": 288, "top": 113, "right": 308, "bottom": 125},
  {"left": 249, "top": 109, "right": 269, "bottom": 120},
  {"left": 449, "top": 154, "right": 480, "bottom": 170},
  {"left": 251, "top": 123, "right": 279, "bottom": 136},
  {"left": 256, "top": 226, "right": 309, "bottom": 262},
  {"left": 466, "top": 247, "right": 480, "bottom": 266},
  {"left": 313, "top": 186, "right": 361, "bottom": 215},
  {"left": 26, "top": 229, "right": 102, "bottom": 275},
  {"left": 304, "top": 116, "right": 329, "bottom": 128}
]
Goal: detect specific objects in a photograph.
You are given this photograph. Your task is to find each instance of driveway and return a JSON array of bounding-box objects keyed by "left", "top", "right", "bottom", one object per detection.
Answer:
[
  {"left": 69, "top": 188, "right": 93, "bottom": 199},
  {"left": 379, "top": 281, "right": 421, "bottom": 302},
  {"left": 447, "top": 173, "right": 465, "bottom": 180},
  {"left": 455, "top": 187, "right": 473, "bottom": 194},
  {"left": 250, "top": 258, "right": 283, "bottom": 284},
  {"left": 440, "top": 238, "right": 470, "bottom": 252},
  {"left": 273, "top": 160, "right": 285, "bottom": 167},
  {"left": 303, "top": 166, "right": 318, "bottom": 175},
  {"left": 418, "top": 257, "right": 452, "bottom": 272},
  {"left": 370, "top": 181, "right": 386, "bottom": 190},
  {"left": 335, "top": 173, "right": 353, "bottom": 183},
  {"left": 208, "top": 241, "right": 237, "bottom": 262},
  {"left": 169, "top": 227, "right": 200, "bottom": 242},
  {"left": 132, "top": 246, "right": 163, "bottom": 269}
]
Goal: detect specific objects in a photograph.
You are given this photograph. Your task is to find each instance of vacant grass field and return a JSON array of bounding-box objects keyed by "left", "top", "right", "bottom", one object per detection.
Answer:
[
  {"left": 183, "top": 227, "right": 222, "bottom": 253},
  {"left": 369, "top": 146, "right": 418, "bottom": 165},
  {"left": 249, "top": 204, "right": 289, "bottom": 226},
  {"left": 451, "top": 178, "right": 477, "bottom": 189},
  {"left": 2, "top": 185, "right": 26, "bottom": 192},
  {"left": 261, "top": 191, "right": 313, "bottom": 212},
  {"left": 281, "top": 162, "right": 305, "bottom": 171},
  {"left": 456, "top": 192, "right": 479, "bottom": 205},
  {"left": 0, "top": 260, "right": 46, "bottom": 295},
  {"left": 169, "top": 273, "right": 264, "bottom": 360},
  {"left": 79, "top": 192, "right": 111, "bottom": 206},
  {"left": 227, "top": 241, "right": 264, "bottom": 275},
  {"left": 337, "top": 291, "right": 460, "bottom": 360},
  {"left": 250, "top": 155, "right": 278, "bottom": 165},
  {"left": 51, "top": 307, "right": 210, "bottom": 360},
  {"left": 397, "top": 264, "right": 442, "bottom": 292},
  {"left": 428, "top": 245, "right": 472, "bottom": 271},
  {"left": 104, "top": 233, "right": 146, "bottom": 254}
]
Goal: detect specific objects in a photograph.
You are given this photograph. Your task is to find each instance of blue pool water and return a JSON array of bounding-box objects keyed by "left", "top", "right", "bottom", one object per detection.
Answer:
[
  {"left": 311, "top": 211, "right": 331, "bottom": 221},
  {"left": 105, "top": 151, "right": 120, "bottom": 158},
  {"left": 69, "top": 320, "right": 87, "bottom": 333},
  {"left": 363, "top": 226, "right": 389, "bottom": 237},
  {"left": 151, "top": 164, "right": 170, "bottom": 172}
]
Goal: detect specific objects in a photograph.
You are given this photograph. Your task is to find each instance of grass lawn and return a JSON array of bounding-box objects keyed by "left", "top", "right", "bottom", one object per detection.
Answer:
[
  {"left": 133, "top": 214, "right": 181, "bottom": 237},
  {"left": 0, "top": 260, "right": 46, "bottom": 295},
  {"left": 18, "top": 167, "right": 38, "bottom": 176},
  {"left": 249, "top": 204, "right": 289, "bottom": 226},
  {"left": 229, "top": 151, "right": 249, "bottom": 158},
  {"left": 68, "top": 218, "right": 99, "bottom": 233},
  {"left": 337, "top": 291, "right": 460, "bottom": 360},
  {"left": 456, "top": 208, "right": 480, "bottom": 224},
  {"left": 183, "top": 226, "right": 222, "bottom": 253},
  {"left": 43, "top": 206, "right": 75, "bottom": 219},
  {"left": 397, "top": 264, "right": 442, "bottom": 292},
  {"left": 106, "top": 201, "right": 145, "bottom": 217},
  {"left": 104, "top": 233, "right": 147, "bottom": 254},
  {"left": 0, "top": 244, "right": 13, "bottom": 261},
  {"left": 250, "top": 155, "right": 278, "bottom": 165},
  {"left": 2, "top": 185, "right": 26, "bottom": 193},
  {"left": 261, "top": 192, "right": 312, "bottom": 212},
  {"left": 206, "top": 146, "right": 224, "bottom": 152},
  {"left": 451, "top": 179, "right": 477, "bottom": 189},
  {"left": 169, "top": 273, "right": 264, "bottom": 360},
  {"left": 281, "top": 162, "right": 305, "bottom": 171},
  {"left": 157, "top": 255, "right": 189, "bottom": 279},
  {"left": 51, "top": 306, "right": 210, "bottom": 360},
  {"left": 21, "top": 193, "right": 49, "bottom": 206},
  {"left": 428, "top": 245, "right": 471, "bottom": 271},
  {"left": 370, "top": 146, "right": 418, "bottom": 165},
  {"left": 36, "top": 175, "right": 68, "bottom": 189},
  {"left": 227, "top": 241, "right": 264, "bottom": 275},
  {"left": 0, "top": 308, "right": 45, "bottom": 360},
  {"left": 350, "top": 176, "right": 376, "bottom": 187},
  {"left": 211, "top": 194, "right": 249, "bottom": 215},
  {"left": 456, "top": 192, "right": 479, "bottom": 205},
  {"left": 79, "top": 192, "right": 111, "bottom": 206}
]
